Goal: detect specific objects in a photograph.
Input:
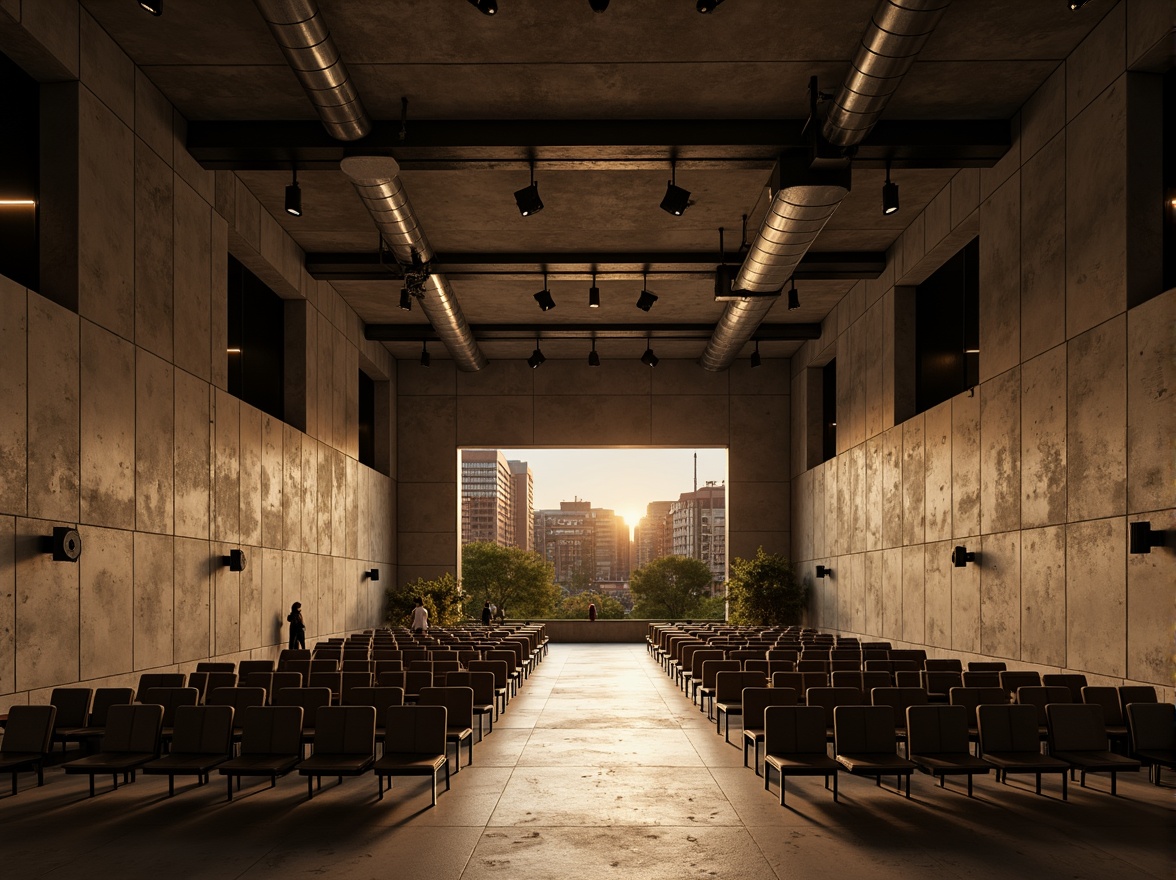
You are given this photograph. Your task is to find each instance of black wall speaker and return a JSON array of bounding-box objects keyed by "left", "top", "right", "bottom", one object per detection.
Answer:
[
  {"left": 224, "top": 549, "right": 247, "bottom": 572},
  {"left": 49, "top": 526, "right": 82, "bottom": 563}
]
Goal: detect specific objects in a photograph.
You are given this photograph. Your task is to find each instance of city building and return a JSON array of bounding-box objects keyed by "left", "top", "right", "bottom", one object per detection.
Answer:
[
  {"left": 534, "top": 501, "right": 630, "bottom": 589},
  {"left": 508, "top": 460, "right": 534, "bottom": 552},
  {"left": 460, "top": 450, "right": 533, "bottom": 550},
  {"left": 672, "top": 483, "right": 727, "bottom": 584},
  {"left": 634, "top": 501, "right": 674, "bottom": 569}
]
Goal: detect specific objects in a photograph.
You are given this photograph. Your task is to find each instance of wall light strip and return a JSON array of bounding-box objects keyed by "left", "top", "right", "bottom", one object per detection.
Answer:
[{"left": 0, "top": 199, "right": 37, "bottom": 207}]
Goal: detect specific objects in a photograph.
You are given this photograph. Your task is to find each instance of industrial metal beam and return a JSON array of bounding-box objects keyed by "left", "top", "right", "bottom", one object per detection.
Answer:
[
  {"left": 307, "top": 250, "right": 885, "bottom": 282},
  {"left": 364, "top": 323, "right": 823, "bottom": 342},
  {"left": 187, "top": 118, "right": 1010, "bottom": 171}
]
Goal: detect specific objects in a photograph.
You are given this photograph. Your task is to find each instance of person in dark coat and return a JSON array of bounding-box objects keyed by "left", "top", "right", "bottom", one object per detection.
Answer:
[
  {"left": 481, "top": 601, "right": 492, "bottom": 626},
  {"left": 588, "top": 602, "right": 597, "bottom": 622},
  {"left": 287, "top": 602, "right": 306, "bottom": 649}
]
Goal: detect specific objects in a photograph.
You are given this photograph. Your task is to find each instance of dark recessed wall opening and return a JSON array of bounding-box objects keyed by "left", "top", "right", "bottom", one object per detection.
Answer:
[
  {"left": 1164, "top": 69, "right": 1175, "bottom": 293},
  {"left": 821, "top": 359, "right": 837, "bottom": 463},
  {"left": 0, "top": 50, "right": 39, "bottom": 290},
  {"left": 915, "top": 237, "right": 979, "bottom": 414},
  {"left": 358, "top": 369, "right": 375, "bottom": 469},
  {"left": 228, "top": 255, "right": 285, "bottom": 421}
]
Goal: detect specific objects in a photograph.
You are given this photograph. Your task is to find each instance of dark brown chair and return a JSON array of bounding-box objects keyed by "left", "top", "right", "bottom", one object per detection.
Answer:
[
  {"left": 905, "top": 704, "right": 991, "bottom": 796},
  {"left": 134, "top": 673, "right": 185, "bottom": 701},
  {"left": 218, "top": 705, "right": 304, "bottom": 800},
  {"left": 207, "top": 686, "right": 267, "bottom": 745},
  {"left": 296, "top": 705, "right": 376, "bottom": 799},
  {"left": 418, "top": 686, "right": 474, "bottom": 773},
  {"left": 961, "top": 671, "right": 1002, "bottom": 688},
  {"left": 741, "top": 687, "right": 798, "bottom": 775},
  {"left": 998, "top": 670, "right": 1041, "bottom": 700},
  {"left": 373, "top": 705, "right": 450, "bottom": 805},
  {"left": 920, "top": 671, "right": 962, "bottom": 703},
  {"left": 62, "top": 703, "right": 164, "bottom": 797},
  {"left": 195, "top": 661, "right": 236, "bottom": 672},
  {"left": 468, "top": 660, "right": 510, "bottom": 714},
  {"left": 1047, "top": 703, "right": 1139, "bottom": 795},
  {"left": 0, "top": 704, "right": 57, "bottom": 794},
  {"left": 807, "top": 686, "right": 867, "bottom": 741},
  {"left": 977, "top": 703, "right": 1069, "bottom": 798},
  {"left": 1041, "top": 673, "right": 1088, "bottom": 704},
  {"left": 140, "top": 686, "right": 200, "bottom": 748},
  {"left": 49, "top": 688, "right": 93, "bottom": 751},
  {"left": 714, "top": 672, "right": 769, "bottom": 741},
  {"left": 830, "top": 671, "right": 892, "bottom": 696},
  {"left": 1117, "top": 686, "right": 1157, "bottom": 716},
  {"left": 763, "top": 705, "right": 840, "bottom": 804},
  {"left": 871, "top": 687, "right": 930, "bottom": 739},
  {"left": 967, "top": 661, "right": 1006, "bottom": 672},
  {"left": 237, "top": 659, "right": 275, "bottom": 677},
  {"left": 143, "top": 705, "right": 234, "bottom": 796},
  {"left": 833, "top": 705, "right": 917, "bottom": 797},
  {"left": 274, "top": 686, "right": 333, "bottom": 750},
  {"left": 1125, "top": 701, "right": 1176, "bottom": 785},
  {"left": 949, "top": 686, "right": 1010, "bottom": 743},
  {"left": 447, "top": 671, "right": 496, "bottom": 736},
  {"left": 698, "top": 660, "right": 741, "bottom": 718},
  {"left": 771, "top": 671, "right": 828, "bottom": 702},
  {"left": 924, "top": 659, "right": 963, "bottom": 673},
  {"left": 57, "top": 687, "right": 134, "bottom": 752},
  {"left": 1015, "top": 685, "right": 1072, "bottom": 741},
  {"left": 1080, "top": 686, "right": 1129, "bottom": 748}
]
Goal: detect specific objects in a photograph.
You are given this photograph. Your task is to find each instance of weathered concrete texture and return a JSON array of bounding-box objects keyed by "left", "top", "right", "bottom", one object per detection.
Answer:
[
  {"left": 863, "top": 549, "right": 883, "bottom": 636},
  {"left": 135, "top": 349, "right": 173, "bottom": 534},
  {"left": 80, "top": 322, "right": 135, "bottom": 528},
  {"left": 811, "top": 465, "right": 825, "bottom": 560},
  {"left": 27, "top": 297, "right": 80, "bottom": 524},
  {"left": 239, "top": 404, "right": 262, "bottom": 548},
  {"left": 1020, "top": 345, "right": 1067, "bottom": 528},
  {"left": 1019, "top": 526, "right": 1067, "bottom": 668},
  {"left": 902, "top": 416, "right": 925, "bottom": 546},
  {"left": 133, "top": 531, "right": 173, "bottom": 670},
  {"left": 0, "top": 279, "right": 27, "bottom": 515},
  {"left": 978, "top": 172, "right": 1021, "bottom": 383},
  {"left": 212, "top": 543, "right": 240, "bottom": 657},
  {"left": 1126, "top": 291, "right": 1175, "bottom": 514},
  {"left": 15, "top": 517, "right": 79, "bottom": 691},
  {"left": 259, "top": 547, "right": 283, "bottom": 648},
  {"left": 881, "top": 425, "right": 903, "bottom": 549},
  {"left": 1067, "top": 316, "right": 1126, "bottom": 522},
  {"left": 864, "top": 435, "right": 883, "bottom": 551},
  {"left": 951, "top": 551, "right": 980, "bottom": 654},
  {"left": 1019, "top": 132, "right": 1066, "bottom": 362},
  {"left": 1066, "top": 0, "right": 1126, "bottom": 123},
  {"left": 950, "top": 390, "right": 980, "bottom": 539},
  {"left": 172, "top": 178, "right": 212, "bottom": 382},
  {"left": 134, "top": 136, "right": 173, "bottom": 362},
  {"left": 923, "top": 401, "right": 952, "bottom": 543},
  {"left": 1126, "top": 512, "right": 1176, "bottom": 684},
  {"left": 213, "top": 389, "right": 241, "bottom": 544},
  {"left": 282, "top": 424, "right": 302, "bottom": 553},
  {"left": 78, "top": 525, "right": 133, "bottom": 679},
  {"left": 173, "top": 536, "right": 211, "bottom": 663},
  {"left": 979, "top": 531, "right": 1020, "bottom": 660},
  {"left": 901, "top": 544, "right": 925, "bottom": 644},
  {"left": 0, "top": 517, "right": 15, "bottom": 695},
  {"left": 173, "top": 369, "right": 210, "bottom": 539},
  {"left": 980, "top": 368, "right": 1020, "bottom": 535},
  {"left": 924, "top": 539, "right": 952, "bottom": 649},
  {"left": 1066, "top": 517, "right": 1126, "bottom": 678}
]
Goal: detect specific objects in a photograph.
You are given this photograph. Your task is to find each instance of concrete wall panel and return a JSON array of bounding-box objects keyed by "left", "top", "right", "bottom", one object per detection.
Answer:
[
  {"left": 79, "top": 525, "right": 133, "bottom": 678},
  {"left": 924, "top": 539, "right": 952, "bottom": 649},
  {"left": 0, "top": 281, "right": 27, "bottom": 515},
  {"left": 1067, "top": 316, "right": 1126, "bottom": 521},
  {"left": 902, "top": 416, "right": 925, "bottom": 546},
  {"left": 27, "top": 297, "right": 80, "bottom": 524},
  {"left": 1020, "top": 525, "right": 1066, "bottom": 667},
  {"left": 1126, "top": 292, "right": 1175, "bottom": 513},
  {"left": 1021, "top": 345, "right": 1067, "bottom": 528},
  {"left": 133, "top": 531, "right": 173, "bottom": 670},
  {"left": 923, "top": 401, "right": 952, "bottom": 543},
  {"left": 1019, "top": 133, "right": 1066, "bottom": 362},
  {"left": 80, "top": 322, "right": 135, "bottom": 528},
  {"left": 134, "top": 137, "right": 173, "bottom": 361},
  {"left": 980, "top": 368, "right": 1020, "bottom": 535},
  {"left": 979, "top": 530, "right": 1020, "bottom": 660},
  {"left": 15, "top": 517, "right": 79, "bottom": 690},
  {"left": 1066, "top": 517, "right": 1125, "bottom": 677},
  {"left": 950, "top": 390, "right": 980, "bottom": 539}
]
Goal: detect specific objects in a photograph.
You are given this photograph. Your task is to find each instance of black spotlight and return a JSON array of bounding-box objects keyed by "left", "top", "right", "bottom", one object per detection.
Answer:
[
  {"left": 951, "top": 545, "right": 976, "bottom": 568},
  {"left": 528, "top": 339, "right": 546, "bottom": 369},
  {"left": 635, "top": 273, "right": 658, "bottom": 312},
  {"left": 641, "top": 344, "right": 659, "bottom": 368},
  {"left": 589, "top": 0, "right": 609, "bottom": 10},
  {"left": 588, "top": 272, "right": 600, "bottom": 308},
  {"left": 696, "top": 0, "right": 724, "bottom": 11},
  {"left": 588, "top": 338, "right": 601, "bottom": 367},
  {"left": 660, "top": 161, "right": 691, "bottom": 216},
  {"left": 468, "top": 0, "right": 497, "bottom": 14},
  {"left": 399, "top": 288, "right": 413, "bottom": 311},
  {"left": 515, "top": 162, "right": 543, "bottom": 216},
  {"left": 139, "top": 0, "right": 162, "bottom": 14},
  {"left": 882, "top": 160, "right": 899, "bottom": 215},
  {"left": 285, "top": 168, "right": 302, "bottom": 217},
  {"left": 1069, "top": 0, "right": 1092, "bottom": 9},
  {"left": 534, "top": 272, "right": 555, "bottom": 311},
  {"left": 420, "top": 340, "right": 430, "bottom": 367},
  {"left": 787, "top": 277, "right": 800, "bottom": 311},
  {"left": 815, "top": 564, "right": 830, "bottom": 579},
  {"left": 750, "top": 340, "right": 761, "bottom": 368}
]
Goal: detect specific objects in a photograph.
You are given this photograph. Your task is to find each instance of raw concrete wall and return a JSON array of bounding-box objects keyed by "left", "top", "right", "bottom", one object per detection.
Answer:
[
  {"left": 791, "top": 3, "right": 1174, "bottom": 698},
  {"left": 395, "top": 357, "right": 791, "bottom": 588},
  {"left": 0, "top": 7, "right": 395, "bottom": 711}
]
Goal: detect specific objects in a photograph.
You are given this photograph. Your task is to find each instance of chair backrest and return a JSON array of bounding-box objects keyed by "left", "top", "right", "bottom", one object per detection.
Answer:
[
  {"left": 730, "top": 649, "right": 765, "bottom": 664},
  {"left": 340, "top": 671, "right": 374, "bottom": 703},
  {"left": 50, "top": 688, "right": 95, "bottom": 729},
  {"left": 895, "top": 670, "right": 923, "bottom": 688},
  {"left": 1047, "top": 703, "right": 1111, "bottom": 752},
  {"left": 135, "top": 674, "right": 186, "bottom": 701},
  {"left": 888, "top": 649, "right": 927, "bottom": 668},
  {"left": 239, "top": 705, "right": 304, "bottom": 756},
  {"left": 1015, "top": 685, "right": 1072, "bottom": 724},
  {"left": 977, "top": 703, "right": 1040, "bottom": 753},
  {"left": 88, "top": 688, "right": 135, "bottom": 726},
  {"left": 690, "top": 649, "right": 726, "bottom": 678},
  {"left": 1080, "top": 686, "right": 1124, "bottom": 726},
  {"left": 796, "top": 659, "right": 829, "bottom": 674},
  {"left": 347, "top": 687, "right": 405, "bottom": 728},
  {"left": 384, "top": 705, "right": 446, "bottom": 755},
  {"left": 967, "top": 661, "right": 1006, "bottom": 672},
  {"left": 0, "top": 704, "right": 57, "bottom": 754},
  {"left": 311, "top": 705, "right": 376, "bottom": 756},
  {"left": 921, "top": 671, "right": 963, "bottom": 696},
  {"left": 467, "top": 660, "right": 508, "bottom": 691},
  {"left": 274, "top": 687, "right": 333, "bottom": 729},
  {"left": 195, "top": 661, "right": 236, "bottom": 673},
  {"left": 962, "top": 671, "right": 1002, "bottom": 688},
  {"left": 766, "top": 649, "right": 799, "bottom": 664},
  {"left": 169, "top": 705, "right": 234, "bottom": 756},
  {"left": 949, "top": 686, "right": 1009, "bottom": 723},
  {"left": 341, "top": 660, "right": 374, "bottom": 673},
  {"left": 375, "top": 660, "right": 404, "bottom": 675},
  {"left": 207, "top": 686, "right": 267, "bottom": 717},
  {"left": 101, "top": 703, "right": 164, "bottom": 754},
  {"left": 763, "top": 705, "right": 828, "bottom": 755},
  {"left": 833, "top": 705, "right": 897, "bottom": 755},
  {"left": 401, "top": 649, "right": 431, "bottom": 665},
  {"left": 807, "top": 687, "right": 866, "bottom": 727},
  {"left": 870, "top": 686, "right": 928, "bottom": 729},
  {"left": 771, "top": 671, "right": 826, "bottom": 696},
  {"left": 906, "top": 704, "right": 971, "bottom": 755},
  {"left": 1041, "top": 673, "right": 1087, "bottom": 703},
  {"left": 372, "top": 648, "right": 402, "bottom": 662},
  {"left": 830, "top": 671, "right": 891, "bottom": 693},
  {"left": 1118, "top": 686, "right": 1157, "bottom": 715},
  {"left": 1126, "top": 702, "right": 1175, "bottom": 752},
  {"left": 404, "top": 671, "right": 433, "bottom": 698},
  {"left": 700, "top": 659, "right": 741, "bottom": 689},
  {"left": 418, "top": 686, "right": 474, "bottom": 728},
  {"left": 278, "top": 648, "right": 312, "bottom": 668},
  {"left": 203, "top": 672, "right": 238, "bottom": 700},
  {"left": 140, "top": 687, "right": 200, "bottom": 724},
  {"left": 924, "top": 659, "right": 963, "bottom": 673},
  {"left": 741, "top": 687, "right": 797, "bottom": 731},
  {"left": 308, "top": 671, "right": 343, "bottom": 696},
  {"left": 309, "top": 658, "right": 339, "bottom": 673},
  {"left": 998, "top": 670, "right": 1041, "bottom": 698},
  {"left": 446, "top": 671, "right": 495, "bottom": 706},
  {"left": 714, "top": 671, "right": 766, "bottom": 703},
  {"left": 238, "top": 659, "right": 275, "bottom": 677}
]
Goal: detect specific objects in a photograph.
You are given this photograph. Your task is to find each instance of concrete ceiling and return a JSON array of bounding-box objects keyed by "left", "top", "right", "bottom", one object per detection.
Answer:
[{"left": 81, "top": 0, "right": 1111, "bottom": 364}]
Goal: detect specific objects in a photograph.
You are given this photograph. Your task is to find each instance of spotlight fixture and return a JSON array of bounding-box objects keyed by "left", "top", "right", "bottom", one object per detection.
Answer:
[
  {"left": 139, "top": 0, "right": 162, "bottom": 14},
  {"left": 635, "top": 273, "right": 658, "bottom": 312},
  {"left": 641, "top": 339, "right": 659, "bottom": 368},
  {"left": 534, "top": 271, "right": 555, "bottom": 311},
  {"left": 951, "top": 545, "right": 975, "bottom": 568},
  {"left": 588, "top": 271, "right": 600, "bottom": 308},
  {"left": 588, "top": 338, "right": 601, "bottom": 367},
  {"left": 1129, "top": 521, "right": 1167, "bottom": 554},
  {"left": 528, "top": 337, "right": 546, "bottom": 369},
  {"left": 589, "top": 0, "right": 609, "bottom": 9},
  {"left": 787, "top": 277, "right": 800, "bottom": 311},
  {"left": 815, "top": 564, "right": 831, "bottom": 579},
  {"left": 420, "top": 340, "right": 430, "bottom": 367},
  {"left": 467, "top": 0, "right": 497, "bottom": 14},
  {"left": 285, "top": 168, "right": 302, "bottom": 217},
  {"left": 399, "top": 288, "right": 413, "bottom": 311},
  {"left": 514, "top": 162, "right": 543, "bottom": 216},
  {"left": 1069, "top": 0, "right": 1092, "bottom": 9},
  {"left": 222, "top": 549, "right": 248, "bottom": 572},
  {"left": 696, "top": 0, "right": 724, "bottom": 11},
  {"left": 660, "top": 160, "right": 691, "bottom": 216},
  {"left": 365, "top": 568, "right": 380, "bottom": 581},
  {"left": 882, "top": 160, "right": 899, "bottom": 215},
  {"left": 41, "top": 526, "right": 83, "bottom": 563},
  {"left": 750, "top": 340, "right": 761, "bottom": 368}
]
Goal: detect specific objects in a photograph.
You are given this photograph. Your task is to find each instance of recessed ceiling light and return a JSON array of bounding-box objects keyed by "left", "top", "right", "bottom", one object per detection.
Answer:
[{"left": 139, "top": 0, "right": 162, "bottom": 15}]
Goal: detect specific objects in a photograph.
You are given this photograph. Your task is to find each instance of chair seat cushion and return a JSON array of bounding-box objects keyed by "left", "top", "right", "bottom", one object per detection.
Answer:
[
  {"left": 982, "top": 751, "right": 1069, "bottom": 772},
  {"left": 909, "top": 753, "right": 992, "bottom": 774},
  {"left": 714, "top": 702, "right": 743, "bottom": 715},
  {"left": 0, "top": 752, "right": 44, "bottom": 770},
  {"left": 1051, "top": 750, "right": 1140, "bottom": 772},
  {"left": 446, "top": 727, "right": 473, "bottom": 740},
  {"left": 373, "top": 753, "right": 447, "bottom": 774},
  {"left": 144, "top": 754, "right": 230, "bottom": 774},
  {"left": 766, "top": 753, "right": 840, "bottom": 774},
  {"left": 219, "top": 755, "right": 300, "bottom": 776},
  {"left": 1135, "top": 748, "right": 1176, "bottom": 768},
  {"left": 63, "top": 753, "right": 156, "bottom": 774},
  {"left": 836, "top": 753, "right": 917, "bottom": 774},
  {"left": 298, "top": 755, "right": 375, "bottom": 776}
]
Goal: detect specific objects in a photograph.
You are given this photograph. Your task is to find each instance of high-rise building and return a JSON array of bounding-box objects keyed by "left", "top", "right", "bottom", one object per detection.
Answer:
[
  {"left": 508, "top": 460, "right": 534, "bottom": 552},
  {"left": 671, "top": 483, "right": 726, "bottom": 584},
  {"left": 534, "top": 501, "right": 629, "bottom": 589},
  {"left": 634, "top": 501, "right": 673, "bottom": 569},
  {"left": 461, "top": 450, "right": 535, "bottom": 550}
]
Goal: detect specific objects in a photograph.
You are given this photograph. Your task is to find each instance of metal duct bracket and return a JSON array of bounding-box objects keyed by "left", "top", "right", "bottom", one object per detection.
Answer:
[
  {"left": 805, "top": 76, "right": 856, "bottom": 170},
  {"left": 771, "top": 152, "right": 853, "bottom": 198},
  {"left": 714, "top": 264, "right": 781, "bottom": 302}
]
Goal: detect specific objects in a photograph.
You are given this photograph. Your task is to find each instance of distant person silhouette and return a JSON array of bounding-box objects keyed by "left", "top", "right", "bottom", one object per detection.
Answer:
[
  {"left": 287, "top": 602, "right": 306, "bottom": 649},
  {"left": 588, "top": 602, "right": 597, "bottom": 622}
]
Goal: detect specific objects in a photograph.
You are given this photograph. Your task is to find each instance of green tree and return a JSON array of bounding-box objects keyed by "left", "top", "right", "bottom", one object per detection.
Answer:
[
  {"left": 556, "top": 590, "right": 626, "bottom": 619},
  {"left": 724, "top": 547, "right": 807, "bottom": 626},
  {"left": 461, "top": 541, "right": 560, "bottom": 619},
  {"left": 630, "top": 555, "right": 717, "bottom": 619},
  {"left": 387, "top": 572, "right": 465, "bottom": 627}
]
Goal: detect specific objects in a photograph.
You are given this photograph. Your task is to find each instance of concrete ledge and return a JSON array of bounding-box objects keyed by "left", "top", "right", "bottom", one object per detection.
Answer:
[{"left": 540, "top": 620, "right": 668, "bottom": 643}]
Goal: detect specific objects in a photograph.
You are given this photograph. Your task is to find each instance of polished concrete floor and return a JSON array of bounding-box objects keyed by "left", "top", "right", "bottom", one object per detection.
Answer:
[{"left": 1, "top": 644, "right": 1172, "bottom": 880}]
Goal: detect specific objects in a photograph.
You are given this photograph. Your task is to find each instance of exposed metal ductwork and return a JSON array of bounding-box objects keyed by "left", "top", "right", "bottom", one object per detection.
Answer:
[
  {"left": 340, "top": 156, "right": 487, "bottom": 372},
  {"left": 252, "top": 0, "right": 371, "bottom": 142},
  {"left": 700, "top": 0, "right": 950, "bottom": 371}
]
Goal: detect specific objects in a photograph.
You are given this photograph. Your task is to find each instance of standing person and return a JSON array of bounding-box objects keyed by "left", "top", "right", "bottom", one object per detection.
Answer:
[
  {"left": 481, "top": 601, "right": 492, "bottom": 627},
  {"left": 588, "top": 602, "right": 597, "bottom": 623},
  {"left": 410, "top": 597, "right": 429, "bottom": 634},
  {"left": 287, "top": 602, "right": 306, "bottom": 650},
  {"left": 488, "top": 601, "right": 497, "bottom": 622}
]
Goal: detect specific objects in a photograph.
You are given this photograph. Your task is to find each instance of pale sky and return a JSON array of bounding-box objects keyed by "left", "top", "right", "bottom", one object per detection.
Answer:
[{"left": 496, "top": 447, "right": 728, "bottom": 534}]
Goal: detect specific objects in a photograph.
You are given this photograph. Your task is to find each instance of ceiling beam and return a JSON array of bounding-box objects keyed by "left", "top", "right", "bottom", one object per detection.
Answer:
[
  {"left": 365, "top": 323, "right": 823, "bottom": 342},
  {"left": 188, "top": 119, "right": 1010, "bottom": 171},
  {"left": 308, "top": 251, "right": 885, "bottom": 282}
]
